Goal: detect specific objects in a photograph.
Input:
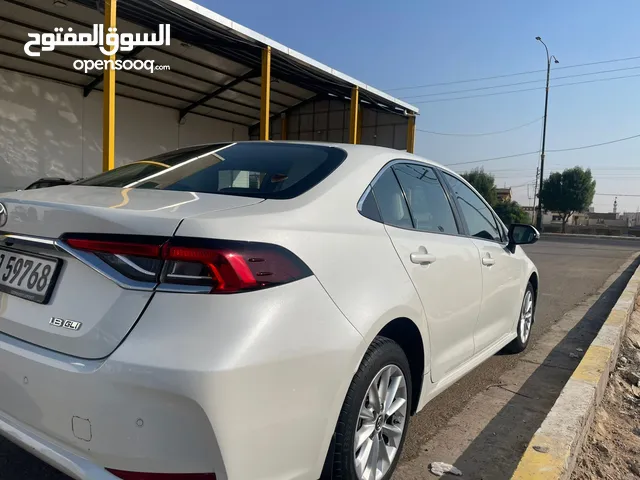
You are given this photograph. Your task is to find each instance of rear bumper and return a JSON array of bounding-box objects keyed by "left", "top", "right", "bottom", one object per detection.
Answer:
[
  {"left": 0, "top": 410, "right": 118, "bottom": 480},
  {"left": 0, "top": 276, "right": 364, "bottom": 480}
]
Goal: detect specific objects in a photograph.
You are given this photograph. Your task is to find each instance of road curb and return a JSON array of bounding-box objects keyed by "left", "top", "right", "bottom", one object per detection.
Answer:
[
  {"left": 542, "top": 232, "right": 640, "bottom": 241},
  {"left": 511, "top": 261, "right": 640, "bottom": 480}
]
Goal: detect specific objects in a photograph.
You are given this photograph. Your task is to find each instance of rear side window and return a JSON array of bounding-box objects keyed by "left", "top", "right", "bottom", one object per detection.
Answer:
[
  {"left": 371, "top": 169, "right": 413, "bottom": 229},
  {"left": 392, "top": 163, "right": 458, "bottom": 234},
  {"left": 358, "top": 188, "right": 382, "bottom": 223},
  {"left": 77, "top": 143, "right": 346, "bottom": 199}
]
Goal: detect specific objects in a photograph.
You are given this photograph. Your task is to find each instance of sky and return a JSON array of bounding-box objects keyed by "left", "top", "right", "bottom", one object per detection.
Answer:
[{"left": 202, "top": 0, "right": 640, "bottom": 213}]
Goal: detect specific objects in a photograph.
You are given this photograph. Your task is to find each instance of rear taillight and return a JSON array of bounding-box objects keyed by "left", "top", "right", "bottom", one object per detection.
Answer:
[
  {"left": 61, "top": 234, "right": 312, "bottom": 293},
  {"left": 65, "top": 236, "right": 164, "bottom": 283}
]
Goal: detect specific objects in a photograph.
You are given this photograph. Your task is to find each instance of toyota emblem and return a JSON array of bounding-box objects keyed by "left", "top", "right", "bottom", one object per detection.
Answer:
[{"left": 0, "top": 203, "right": 7, "bottom": 228}]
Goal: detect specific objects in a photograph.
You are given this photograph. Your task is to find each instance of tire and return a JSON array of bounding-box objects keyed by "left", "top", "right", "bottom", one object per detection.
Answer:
[
  {"left": 503, "top": 282, "right": 535, "bottom": 354},
  {"left": 329, "top": 336, "right": 412, "bottom": 480}
]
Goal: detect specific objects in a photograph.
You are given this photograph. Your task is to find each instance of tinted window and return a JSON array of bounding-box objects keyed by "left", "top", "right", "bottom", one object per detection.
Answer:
[
  {"left": 393, "top": 164, "right": 458, "bottom": 234},
  {"left": 371, "top": 169, "right": 412, "bottom": 229},
  {"left": 443, "top": 173, "right": 502, "bottom": 242},
  {"left": 358, "top": 188, "right": 382, "bottom": 222},
  {"left": 77, "top": 143, "right": 346, "bottom": 199}
]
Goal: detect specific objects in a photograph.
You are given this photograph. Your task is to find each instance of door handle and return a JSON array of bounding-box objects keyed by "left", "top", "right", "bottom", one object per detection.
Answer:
[
  {"left": 410, "top": 247, "right": 437, "bottom": 265},
  {"left": 482, "top": 255, "right": 495, "bottom": 267}
]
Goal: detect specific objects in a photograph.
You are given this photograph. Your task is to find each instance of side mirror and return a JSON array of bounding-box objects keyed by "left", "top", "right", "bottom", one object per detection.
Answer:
[{"left": 507, "top": 223, "right": 540, "bottom": 253}]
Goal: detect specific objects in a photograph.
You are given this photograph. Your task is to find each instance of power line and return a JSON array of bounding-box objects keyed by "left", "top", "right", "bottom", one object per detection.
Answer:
[
  {"left": 548, "top": 132, "right": 640, "bottom": 152},
  {"left": 595, "top": 193, "right": 640, "bottom": 197},
  {"left": 412, "top": 72, "right": 640, "bottom": 104},
  {"left": 488, "top": 166, "right": 640, "bottom": 172},
  {"left": 402, "top": 65, "right": 640, "bottom": 100},
  {"left": 447, "top": 151, "right": 539, "bottom": 167},
  {"left": 446, "top": 131, "right": 640, "bottom": 167},
  {"left": 384, "top": 54, "right": 640, "bottom": 92},
  {"left": 493, "top": 174, "right": 640, "bottom": 180},
  {"left": 417, "top": 117, "right": 542, "bottom": 137},
  {"left": 510, "top": 181, "right": 532, "bottom": 188}
]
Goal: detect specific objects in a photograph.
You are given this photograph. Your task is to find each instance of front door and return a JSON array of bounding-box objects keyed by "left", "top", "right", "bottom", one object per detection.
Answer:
[
  {"left": 441, "top": 172, "right": 523, "bottom": 353},
  {"left": 371, "top": 163, "right": 483, "bottom": 382}
]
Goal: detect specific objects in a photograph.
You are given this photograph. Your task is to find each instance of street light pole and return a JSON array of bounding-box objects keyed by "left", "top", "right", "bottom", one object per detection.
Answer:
[{"left": 535, "top": 36, "right": 558, "bottom": 232}]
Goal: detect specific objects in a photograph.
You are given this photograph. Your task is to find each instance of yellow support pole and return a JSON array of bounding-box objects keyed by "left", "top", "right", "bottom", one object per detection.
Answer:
[
  {"left": 260, "top": 46, "right": 272, "bottom": 141},
  {"left": 356, "top": 104, "right": 362, "bottom": 144},
  {"left": 349, "top": 86, "right": 359, "bottom": 144},
  {"left": 102, "top": 0, "right": 117, "bottom": 172},
  {"left": 407, "top": 114, "right": 416, "bottom": 153},
  {"left": 280, "top": 112, "right": 287, "bottom": 140}
]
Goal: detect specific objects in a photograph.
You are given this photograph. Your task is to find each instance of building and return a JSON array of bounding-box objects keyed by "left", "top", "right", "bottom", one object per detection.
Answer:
[
  {"left": 623, "top": 212, "right": 640, "bottom": 227},
  {"left": 0, "top": 0, "right": 419, "bottom": 192},
  {"left": 522, "top": 206, "right": 586, "bottom": 226},
  {"left": 496, "top": 188, "right": 512, "bottom": 202},
  {"left": 585, "top": 212, "right": 628, "bottom": 227}
]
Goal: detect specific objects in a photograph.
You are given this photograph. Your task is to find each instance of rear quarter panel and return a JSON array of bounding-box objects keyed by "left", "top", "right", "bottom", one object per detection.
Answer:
[
  {"left": 175, "top": 154, "right": 431, "bottom": 377},
  {"left": 174, "top": 153, "right": 432, "bottom": 459}
]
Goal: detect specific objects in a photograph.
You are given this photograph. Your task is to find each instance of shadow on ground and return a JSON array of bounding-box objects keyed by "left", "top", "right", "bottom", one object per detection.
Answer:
[{"left": 440, "top": 254, "right": 640, "bottom": 479}]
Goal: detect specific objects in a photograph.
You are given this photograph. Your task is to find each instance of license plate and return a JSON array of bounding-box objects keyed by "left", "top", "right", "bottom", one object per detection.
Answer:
[{"left": 0, "top": 247, "right": 62, "bottom": 304}]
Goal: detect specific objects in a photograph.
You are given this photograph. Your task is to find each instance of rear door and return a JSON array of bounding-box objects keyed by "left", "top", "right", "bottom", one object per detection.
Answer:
[
  {"left": 441, "top": 172, "right": 523, "bottom": 353},
  {"left": 370, "top": 162, "right": 483, "bottom": 382}
]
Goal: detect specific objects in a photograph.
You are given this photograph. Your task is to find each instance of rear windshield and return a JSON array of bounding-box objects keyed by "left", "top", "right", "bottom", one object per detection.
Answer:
[{"left": 76, "top": 142, "right": 347, "bottom": 199}]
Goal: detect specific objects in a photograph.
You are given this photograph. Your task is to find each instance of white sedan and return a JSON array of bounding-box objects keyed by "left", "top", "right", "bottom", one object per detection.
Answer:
[{"left": 0, "top": 142, "right": 539, "bottom": 480}]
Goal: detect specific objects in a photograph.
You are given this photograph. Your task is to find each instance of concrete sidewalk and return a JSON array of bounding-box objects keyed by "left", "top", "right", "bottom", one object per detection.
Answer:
[{"left": 512, "top": 255, "right": 640, "bottom": 479}]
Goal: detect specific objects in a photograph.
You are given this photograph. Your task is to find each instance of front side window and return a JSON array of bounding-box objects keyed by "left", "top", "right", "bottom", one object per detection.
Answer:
[
  {"left": 443, "top": 172, "right": 503, "bottom": 242},
  {"left": 392, "top": 163, "right": 458, "bottom": 235},
  {"left": 77, "top": 143, "right": 346, "bottom": 199}
]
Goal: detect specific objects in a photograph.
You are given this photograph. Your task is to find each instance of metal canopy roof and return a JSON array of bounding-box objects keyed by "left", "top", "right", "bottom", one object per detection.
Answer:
[{"left": 0, "top": 0, "right": 418, "bottom": 128}]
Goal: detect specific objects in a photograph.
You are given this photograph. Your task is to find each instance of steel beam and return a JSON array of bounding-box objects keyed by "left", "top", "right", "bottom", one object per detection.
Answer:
[
  {"left": 407, "top": 115, "right": 416, "bottom": 153},
  {"left": 260, "top": 47, "right": 272, "bottom": 140},
  {"left": 349, "top": 86, "right": 359, "bottom": 144},
  {"left": 103, "top": 0, "right": 117, "bottom": 172},
  {"left": 179, "top": 69, "right": 259, "bottom": 121},
  {"left": 85, "top": 45, "right": 145, "bottom": 97},
  {"left": 281, "top": 113, "right": 287, "bottom": 140},
  {"left": 356, "top": 104, "right": 363, "bottom": 144}
]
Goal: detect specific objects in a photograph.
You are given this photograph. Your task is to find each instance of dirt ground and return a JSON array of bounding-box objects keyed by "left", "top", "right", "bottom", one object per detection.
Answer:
[{"left": 572, "top": 305, "right": 640, "bottom": 480}]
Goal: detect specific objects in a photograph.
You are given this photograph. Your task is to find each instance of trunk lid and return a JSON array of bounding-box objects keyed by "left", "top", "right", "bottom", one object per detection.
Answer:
[
  {"left": 0, "top": 186, "right": 262, "bottom": 359},
  {"left": 0, "top": 186, "right": 261, "bottom": 237}
]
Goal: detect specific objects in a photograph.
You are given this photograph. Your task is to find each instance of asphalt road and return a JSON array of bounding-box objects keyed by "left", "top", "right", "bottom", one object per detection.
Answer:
[{"left": 0, "top": 236, "right": 639, "bottom": 479}]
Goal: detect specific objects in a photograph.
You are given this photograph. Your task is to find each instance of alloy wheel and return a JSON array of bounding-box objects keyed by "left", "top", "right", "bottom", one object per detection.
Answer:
[
  {"left": 519, "top": 289, "right": 534, "bottom": 344},
  {"left": 353, "top": 364, "right": 408, "bottom": 480}
]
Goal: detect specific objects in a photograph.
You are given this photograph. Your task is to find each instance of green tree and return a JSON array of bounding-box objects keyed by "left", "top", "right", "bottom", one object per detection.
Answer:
[
  {"left": 461, "top": 168, "right": 498, "bottom": 206},
  {"left": 493, "top": 200, "right": 530, "bottom": 226},
  {"left": 540, "top": 167, "right": 596, "bottom": 233},
  {"left": 461, "top": 167, "right": 528, "bottom": 226}
]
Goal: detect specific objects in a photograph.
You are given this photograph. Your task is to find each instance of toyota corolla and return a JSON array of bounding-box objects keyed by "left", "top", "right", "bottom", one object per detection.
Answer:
[{"left": 0, "top": 141, "right": 539, "bottom": 480}]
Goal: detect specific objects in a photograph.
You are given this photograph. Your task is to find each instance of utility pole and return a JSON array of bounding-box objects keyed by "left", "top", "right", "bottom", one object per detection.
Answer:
[
  {"left": 535, "top": 37, "right": 559, "bottom": 232},
  {"left": 532, "top": 166, "right": 540, "bottom": 224}
]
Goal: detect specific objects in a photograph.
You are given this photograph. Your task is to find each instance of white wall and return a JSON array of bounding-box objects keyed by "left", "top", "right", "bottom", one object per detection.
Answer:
[{"left": 0, "top": 69, "right": 248, "bottom": 192}]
